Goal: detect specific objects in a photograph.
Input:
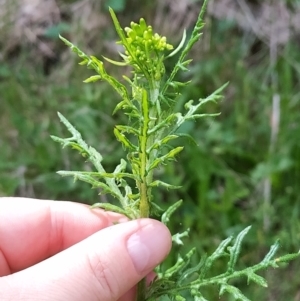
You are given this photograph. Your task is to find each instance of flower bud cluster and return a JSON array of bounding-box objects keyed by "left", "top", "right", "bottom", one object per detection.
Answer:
[{"left": 123, "top": 18, "right": 173, "bottom": 78}]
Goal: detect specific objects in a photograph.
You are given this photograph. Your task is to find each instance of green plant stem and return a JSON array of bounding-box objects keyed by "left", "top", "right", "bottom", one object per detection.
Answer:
[
  {"left": 136, "top": 277, "right": 147, "bottom": 301},
  {"left": 138, "top": 89, "right": 150, "bottom": 218},
  {"left": 136, "top": 80, "right": 160, "bottom": 301},
  {"left": 151, "top": 256, "right": 287, "bottom": 299}
]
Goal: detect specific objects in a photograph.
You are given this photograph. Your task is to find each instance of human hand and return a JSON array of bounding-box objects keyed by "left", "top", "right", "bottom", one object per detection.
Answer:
[{"left": 0, "top": 197, "right": 172, "bottom": 301}]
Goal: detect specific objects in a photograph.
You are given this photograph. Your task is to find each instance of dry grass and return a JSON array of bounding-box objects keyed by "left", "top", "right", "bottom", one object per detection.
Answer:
[
  {"left": 153, "top": 0, "right": 199, "bottom": 42},
  {"left": 0, "top": 0, "right": 60, "bottom": 59},
  {"left": 1, "top": 0, "right": 298, "bottom": 73},
  {"left": 208, "top": 0, "right": 300, "bottom": 47}
]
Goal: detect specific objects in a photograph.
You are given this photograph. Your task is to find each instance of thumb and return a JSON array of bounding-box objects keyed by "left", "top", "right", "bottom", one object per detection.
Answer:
[{"left": 1, "top": 219, "right": 172, "bottom": 301}]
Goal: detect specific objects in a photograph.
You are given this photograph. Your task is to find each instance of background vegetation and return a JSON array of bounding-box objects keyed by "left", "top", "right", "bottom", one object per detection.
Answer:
[{"left": 1, "top": 0, "right": 300, "bottom": 299}]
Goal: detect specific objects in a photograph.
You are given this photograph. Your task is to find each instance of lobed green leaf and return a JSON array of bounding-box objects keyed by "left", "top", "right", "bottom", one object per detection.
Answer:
[
  {"left": 149, "top": 180, "right": 181, "bottom": 190},
  {"left": 91, "top": 203, "right": 133, "bottom": 218},
  {"left": 162, "top": 200, "right": 183, "bottom": 225},
  {"left": 147, "top": 146, "right": 184, "bottom": 172},
  {"left": 219, "top": 284, "right": 251, "bottom": 301},
  {"left": 114, "top": 127, "right": 138, "bottom": 150},
  {"left": 227, "top": 226, "right": 252, "bottom": 273},
  {"left": 246, "top": 271, "right": 268, "bottom": 287}
]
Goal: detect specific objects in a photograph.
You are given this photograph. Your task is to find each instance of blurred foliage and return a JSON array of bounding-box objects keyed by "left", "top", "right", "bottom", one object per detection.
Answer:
[{"left": 1, "top": 0, "right": 300, "bottom": 300}]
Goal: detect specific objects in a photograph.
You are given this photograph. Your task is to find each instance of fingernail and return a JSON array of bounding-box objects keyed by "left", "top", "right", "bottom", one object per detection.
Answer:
[{"left": 126, "top": 220, "right": 171, "bottom": 274}]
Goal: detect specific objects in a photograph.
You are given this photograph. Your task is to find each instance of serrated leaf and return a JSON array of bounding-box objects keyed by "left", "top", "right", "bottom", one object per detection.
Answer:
[
  {"left": 114, "top": 158, "right": 127, "bottom": 173},
  {"left": 227, "top": 226, "right": 251, "bottom": 273},
  {"left": 79, "top": 59, "right": 88, "bottom": 65},
  {"left": 91, "top": 203, "right": 132, "bottom": 218},
  {"left": 219, "top": 284, "right": 251, "bottom": 301},
  {"left": 99, "top": 172, "right": 138, "bottom": 181},
  {"left": 164, "top": 255, "right": 184, "bottom": 278},
  {"left": 198, "top": 236, "right": 232, "bottom": 280},
  {"left": 169, "top": 81, "right": 191, "bottom": 89},
  {"left": 60, "top": 35, "right": 88, "bottom": 60},
  {"left": 127, "top": 193, "right": 140, "bottom": 200},
  {"left": 83, "top": 75, "right": 102, "bottom": 83},
  {"left": 57, "top": 112, "right": 83, "bottom": 141},
  {"left": 246, "top": 271, "right": 268, "bottom": 287},
  {"left": 147, "top": 146, "right": 184, "bottom": 171},
  {"left": 146, "top": 278, "right": 176, "bottom": 300},
  {"left": 147, "top": 114, "right": 176, "bottom": 135},
  {"left": 164, "top": 248, "right": 196, "bottom": 278},
  {"left": 58, "top": 168, "right": 137, "bottom": 183},
  {"left": 174, "top": 83, "right": 228, "bottom": 128},
  {"left": 69, "top": 142, "right": 89, "bottom": 156},
  {"left": 114, "top": 127, "right": 138, "bottom": 150},
  {"left": 186, "top": 113, "right": 221, "bottom": 120},
  {"left": 174, "top": 133, "right": 198, "bottom": 147},
  {"left": 149, "top": 201, "right": 164, "bottom": 217},
  {"left": 148, "top": 135, "right": 178, "bottom": 152},
  {"left": 77, "top": 54, "right": 131, "bottom": 105},
  {"left": 50, "top": 135, "right": 67, "bottom": 145},
  {"left": 275, "top": 252, "right": 300, "bottom": 263},
  {"left": 115, "top": 125, "right": 140, "bottom": 136},
  {"left": 113, "top": 100, "right": 129, "bottom": 114},
  {"left": 162, "top": 200, "right": 182, "bottom": 225},
  {"left": 261, "top": 240, "right": 280, "bottom": 265},
  {"left": 209, "top": 236, "right": 232, "bottom": 261},
  {"left": 179, "top": 59, "right": 193, "bottom": 70},
  {"left": 191, "top": 290, "right": 209, "bottom": 301},
  {"left": 172, "top": 229, "right": 189, "bottom": 245},
  {"left": 149, "top": 180, "right": 181, "bottom": 189},
  {"left": 59, "top": 34, "right": 72, "bottom": 47},
  {"left": 180, "top": 256, "right": 206, "bottom": 283},
  {"left": 57, "top": 170, "right": 118, "bottom": 196},
  {"left": 103, "top": 55, "right": 128, "bottom": 66}
]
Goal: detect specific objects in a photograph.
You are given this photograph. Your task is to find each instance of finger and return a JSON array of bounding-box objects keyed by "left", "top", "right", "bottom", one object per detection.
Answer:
[
  {"left": 0, "top": 197, "right": 127, "bottom": 275},
  {"left": 1, "top": 219, "right": 172, "bottom": 301}
]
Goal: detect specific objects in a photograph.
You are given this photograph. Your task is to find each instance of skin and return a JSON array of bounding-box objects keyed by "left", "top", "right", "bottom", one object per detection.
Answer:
[{"left": 0, "top": 197, "right": 172, "bottom": 301}]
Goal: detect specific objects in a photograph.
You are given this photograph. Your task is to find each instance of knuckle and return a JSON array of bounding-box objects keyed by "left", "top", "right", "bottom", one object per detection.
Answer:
[{"left": 85, "top": 251, "right": 120, "bottom": 301}]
